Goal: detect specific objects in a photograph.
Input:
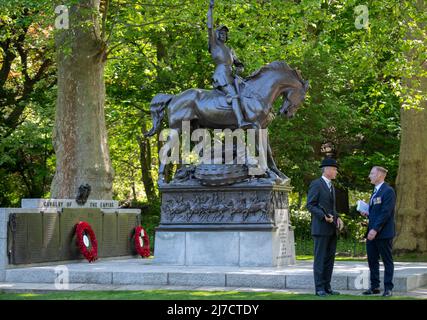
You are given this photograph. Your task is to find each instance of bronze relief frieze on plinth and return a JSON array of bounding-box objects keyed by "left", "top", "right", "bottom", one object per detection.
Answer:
[{"left": 157, "top": 182, "right": 291, "bottom": 231}]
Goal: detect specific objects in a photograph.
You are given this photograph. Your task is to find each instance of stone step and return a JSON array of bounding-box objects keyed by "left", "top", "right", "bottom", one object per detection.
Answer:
[{"left": 3, "top": 259, "right": 427, "bottom": 292}]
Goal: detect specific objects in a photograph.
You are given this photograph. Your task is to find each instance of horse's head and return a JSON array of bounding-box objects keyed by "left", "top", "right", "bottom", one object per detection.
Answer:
[
  {"left": 241, "top": 61, "right": 309, "bottom": 122},
  {"left": 279, "top": 79, "right": 309, "bottom": 119}
]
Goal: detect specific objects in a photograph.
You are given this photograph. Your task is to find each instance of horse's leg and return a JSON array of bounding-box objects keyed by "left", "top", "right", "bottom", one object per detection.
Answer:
[
  {"left": 159, "top": 162, "right": 166, "bottom": 183},
  {"left": 167, "top": 126, "right": 182, "bottom": 182},
  {"left": 158, "top": 137, "right": 169, "bottom": 184},
  {"left": 251, "top": 128, "right": 283, "bottom": 183},
  {"left": 246, "top": 128, "right": 259, "bottom": 172},
  {"left": 266, "top": 135, "right": 289, "bottom": 183},
  {"left": 158, "top": 124, "right": 182, "bottom": 184},
  {"left": 158, "top": 133, "right": 168, "bottom": 184},
  {"left": 247, "top": 127, "right": 270, "bottom": 178},
  {"left": 172, "top": 115, "right": 199, "bottom": 178},
  {"left": 158, "top": 92, "right": 198, "bottom": 183}
]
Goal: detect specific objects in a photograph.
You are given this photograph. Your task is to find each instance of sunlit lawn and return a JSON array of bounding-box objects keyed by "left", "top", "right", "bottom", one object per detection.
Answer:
[
  {"left": 297, "top": 255, "right": 367, "bottom": 261},
  {"left": 296, "top": 238, "right": 427, "bottom": 263},
  {"left": 296, "top": 254, "right": 427, "bottom": 262},
  {"left": 0, "top": 290, "right": 423, "bottom": 300}
]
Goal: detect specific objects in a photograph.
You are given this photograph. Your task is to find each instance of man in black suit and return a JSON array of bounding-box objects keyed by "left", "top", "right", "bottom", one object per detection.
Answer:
[
  {"left": 306, "top": 158, "right": 344, "bottom": 296},
  {"left": 360, "top": 166, "right": 396, "bottom": 297}
]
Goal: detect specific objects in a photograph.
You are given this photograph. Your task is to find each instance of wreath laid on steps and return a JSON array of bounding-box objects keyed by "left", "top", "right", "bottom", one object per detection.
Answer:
[
  {"left": 134, "top": 226, "right": 151, "bottom": 258},
  {"left": 75, "top": 221, "right": 98, "bottom": 263}
]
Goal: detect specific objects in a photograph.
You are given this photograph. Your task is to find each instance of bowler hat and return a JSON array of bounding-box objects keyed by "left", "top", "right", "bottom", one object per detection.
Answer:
[{"left": 319, "top": 158, "right": 339, "bottom": 168}]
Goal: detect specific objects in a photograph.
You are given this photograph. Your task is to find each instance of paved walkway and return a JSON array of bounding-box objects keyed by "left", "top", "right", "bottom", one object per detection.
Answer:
[{"left": 1, "top": 258, "right": 427, "bottom": 298}]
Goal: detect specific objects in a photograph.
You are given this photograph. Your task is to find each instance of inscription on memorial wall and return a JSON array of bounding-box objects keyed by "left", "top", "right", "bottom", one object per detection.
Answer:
[
  {"left": 21, "top": 199, "right": 118, "bottom": 209},
  {"left": 42, "top": 200, "right": 116, "bottom": 208}
]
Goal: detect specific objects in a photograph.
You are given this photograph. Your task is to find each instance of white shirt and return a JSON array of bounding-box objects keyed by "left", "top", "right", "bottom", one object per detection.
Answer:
[
  {"left": 321, "top": 175, "right": 332, "bottom": 190},
  {"left": 373, "top": 181, "right": 384, "bottom": 194},
  {"left": 370, "top": 181, "right": 384, "bottom": 205}
]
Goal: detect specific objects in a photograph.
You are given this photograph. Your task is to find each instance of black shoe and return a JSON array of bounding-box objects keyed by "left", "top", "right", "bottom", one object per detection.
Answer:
[
  {"left": 382, "top": 290, "right": 392, "bottom": 297},
  {"left": 325, "top": 289, "right": 340, "bottom": 295},
  {"left": 362, "top": 288, "right": 381, "bottom": 295},
  {"left": 315, "top": 290, "right": 327, "bottom": 297}
]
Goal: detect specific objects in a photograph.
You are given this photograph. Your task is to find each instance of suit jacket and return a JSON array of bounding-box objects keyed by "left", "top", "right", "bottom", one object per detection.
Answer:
[
  {"left": 368, "top": 182, "right": 396, "bottom": 239},
  {"left": 306, "top": 177, "right": 339, "bottom": 236}
]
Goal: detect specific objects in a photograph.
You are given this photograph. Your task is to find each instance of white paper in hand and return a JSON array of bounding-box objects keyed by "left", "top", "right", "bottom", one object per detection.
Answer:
[{"left": 357, "top": 200, "right": 369, "bottom": 214}]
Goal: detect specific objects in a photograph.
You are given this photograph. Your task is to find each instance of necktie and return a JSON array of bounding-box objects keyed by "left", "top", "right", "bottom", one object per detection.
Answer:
[{"left": 370, "top": 187, "right": 377, "bottom": 205}]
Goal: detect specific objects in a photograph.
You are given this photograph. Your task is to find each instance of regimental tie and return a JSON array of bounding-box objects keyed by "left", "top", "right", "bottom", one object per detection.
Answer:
[{"left": 370, "top": 187, "right": 378, "bottom": 205}]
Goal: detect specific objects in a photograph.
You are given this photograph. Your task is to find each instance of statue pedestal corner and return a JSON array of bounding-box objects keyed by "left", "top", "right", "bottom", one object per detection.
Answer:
[
  {"left": 153, "top": 184, "right": 296, "bottom": 267},
  {"left": 153, "top": 228, "right": 295, "bottom": 267}
]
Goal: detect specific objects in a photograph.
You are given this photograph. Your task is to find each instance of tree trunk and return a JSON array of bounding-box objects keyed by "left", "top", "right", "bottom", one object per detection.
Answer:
[
  {"left": 394, "top": 82, "right": 427, "bottom": 254},
  {"left": 137, "top": 123, "right": 157, "bottom": 202},
  {"left": 50, "top": 0, "right": 114, "bottom": 199},
  {"left": 394, "top": 0, "right": 427, "bottom": 254}
]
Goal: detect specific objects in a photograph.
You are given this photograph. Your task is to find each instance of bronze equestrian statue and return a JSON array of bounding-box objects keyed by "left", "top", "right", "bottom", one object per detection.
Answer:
[{"left": 145, "top": 1, "right": 309, "bottom": 184}]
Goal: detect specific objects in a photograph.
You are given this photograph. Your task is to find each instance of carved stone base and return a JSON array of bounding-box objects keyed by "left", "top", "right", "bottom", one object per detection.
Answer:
[{"left": 154, "top": 181, "right": 296, "bottom": 267}]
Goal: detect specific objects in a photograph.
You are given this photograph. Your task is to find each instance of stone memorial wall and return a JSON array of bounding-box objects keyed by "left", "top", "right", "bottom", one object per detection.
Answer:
[{"left": 0, "top": 199, "right": 141, "bottom": 280}]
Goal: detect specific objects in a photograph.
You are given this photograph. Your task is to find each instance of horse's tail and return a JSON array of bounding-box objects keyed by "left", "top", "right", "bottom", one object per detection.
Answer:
[{"left": 144, "top": 94, "right": 174, "bottom": 137}]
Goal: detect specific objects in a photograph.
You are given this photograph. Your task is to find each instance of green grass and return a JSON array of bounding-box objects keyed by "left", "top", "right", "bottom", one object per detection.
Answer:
[
  {"left": 295, "top": 238, "right": 367, "bottom": 258},
  {"left": 0, "top": 290, "right": 423, "bottom": 300},
  {"left": 296, "top": 238, "right": 427, "bottom": 263},
  {"left": 393, "top": 253, "right": 427, "bottom": 262},
  {"left": 296, "top": 255, "right": 367, "bottom": 261},
  {"left": 296, "top": 254, "right": 427, "bottom": 262}
]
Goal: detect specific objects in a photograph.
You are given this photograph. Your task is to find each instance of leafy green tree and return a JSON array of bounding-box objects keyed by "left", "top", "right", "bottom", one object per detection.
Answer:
[
  {"left": 0, "top": 0, "right": 56, "bottom": 206},
  {"left": 394, "top": 0, "right": 427, "bottom": 255},
  {"left": 0, "top": 0, "right": 424, "bottom": 234},
  {"left": 50, "top": 0, "right": 114, "bottom": 199},
  {"left": 102, "top": 0, "right": 406, "bottom": 207}
]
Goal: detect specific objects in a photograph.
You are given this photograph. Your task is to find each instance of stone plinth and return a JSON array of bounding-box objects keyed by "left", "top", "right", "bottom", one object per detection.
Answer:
[{"left": 154, "top": 181, "right": 296, "bottom": 267}]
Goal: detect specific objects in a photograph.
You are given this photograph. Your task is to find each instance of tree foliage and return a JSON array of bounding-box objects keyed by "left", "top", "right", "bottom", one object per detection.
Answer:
[
  {"left": 0, "top": 0, "right": 56, "bottom": 205},
  {"left": 0, "top": 0, "right": 426, "bottom": 207}
]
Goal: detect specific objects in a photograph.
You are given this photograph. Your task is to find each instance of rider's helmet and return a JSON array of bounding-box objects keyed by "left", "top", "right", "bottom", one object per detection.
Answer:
[{"left": 216, "top": 25, "right": 229, "bottom": 41}]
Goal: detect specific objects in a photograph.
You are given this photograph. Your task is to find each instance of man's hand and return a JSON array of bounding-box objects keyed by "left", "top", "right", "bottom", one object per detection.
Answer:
[
  {"left": 336, "top": 217, "right": 344, "bottom": 231},
  {"left": 210, "top": 0, "right": 215, "bottom": 8},
  {"left": 360, "top": 211, "right": 369, "bottom": 217},
  {"left": 367, "top": 229, "right": 377, "bottom": 241},
  {"left": 325, "top": 214, "right": 334, "bottom": 224}
]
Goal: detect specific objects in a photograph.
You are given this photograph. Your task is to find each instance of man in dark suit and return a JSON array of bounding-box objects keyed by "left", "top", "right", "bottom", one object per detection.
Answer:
[
  {"left": 360, "top": 166, "right": 396, "bottom": 297},
  {"left": 306, "top": 158, "right": 344, "bottom": 296}
]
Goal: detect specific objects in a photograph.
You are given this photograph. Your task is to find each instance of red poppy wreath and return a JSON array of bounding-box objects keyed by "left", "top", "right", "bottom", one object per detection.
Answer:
[
  {"left": 75, "top": 221, "right": 98, "bottom": 263},
  {"left": 134, "top": 226, "right": 151, "bottom": 258}
]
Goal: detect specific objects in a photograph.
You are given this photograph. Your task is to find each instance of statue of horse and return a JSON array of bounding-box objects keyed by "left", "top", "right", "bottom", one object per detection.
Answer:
[{"left": 145, "top": 60, "right": 309, "bottom": 183}]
